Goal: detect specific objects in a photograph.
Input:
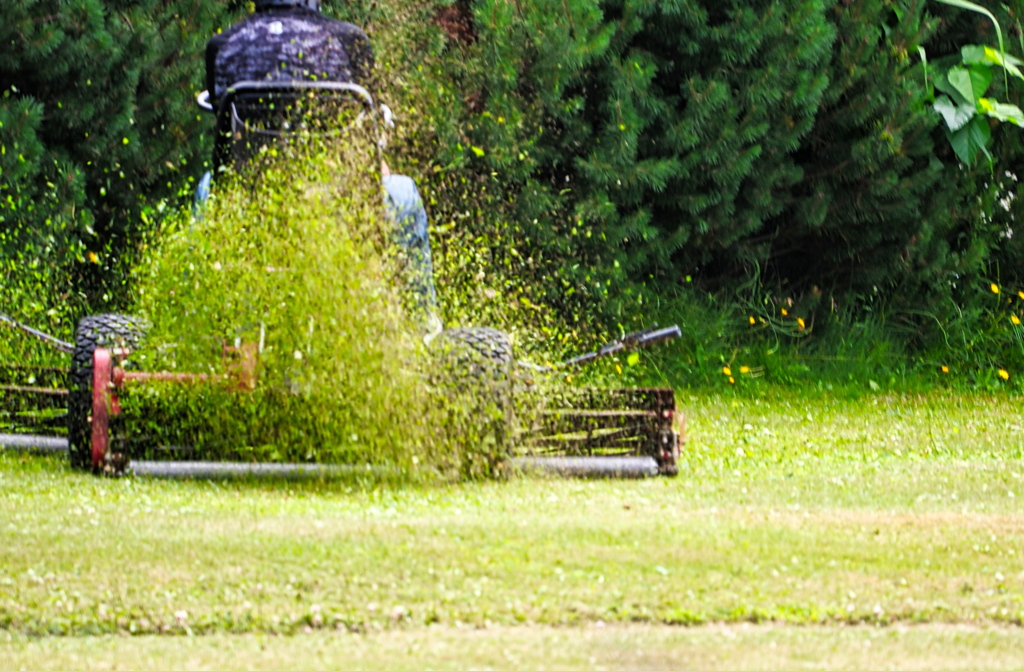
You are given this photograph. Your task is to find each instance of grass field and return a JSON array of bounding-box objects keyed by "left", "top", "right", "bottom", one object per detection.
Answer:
[{"left": 2, "top": 390, "right": 1024, "bottom": 667}]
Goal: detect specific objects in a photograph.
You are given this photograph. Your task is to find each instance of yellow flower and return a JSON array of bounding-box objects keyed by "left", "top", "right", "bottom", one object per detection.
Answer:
[
  {"left": 998, "top": 369, "right": 1010, "bottom": 380},
  {"left": 991, "top": 283, "right": 1001, "bottom": 294},
  {"left": 797, "top": 317, "right": 806, "bottom": 329},
  {"left": 87, "top": 251, "right": 99, "bottom": 264},
  {"left": 941, "top": 365, "right": 949, "bottom": 373},
  {"left": 722, "top": 366, "right": 732, "bottom": 376},
  {"left": 615, "top": 364, "right": 623, "bottom": 374},
  {"left": 780, "top": 308, "right": 789, "bottom": 316},
  {"left": 748, "top": 316, "right": 756, "bottom": 325},
  {"left": 728, "top": 376, "right": 735, "bottom": 384},
  {"left": 1012, "top": 315, "right": 1022, "bottom": 326},
  {"left": 739, "top": 366, "right": 750, "bottom": 374},
  {"left": 1018, "top": 291, "right": 1024, "bottom": 300}
]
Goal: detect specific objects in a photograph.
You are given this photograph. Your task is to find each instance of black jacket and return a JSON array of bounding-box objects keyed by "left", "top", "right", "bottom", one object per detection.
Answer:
[{"left": 205, "top": 7, "right": 374, "bottom": 103}]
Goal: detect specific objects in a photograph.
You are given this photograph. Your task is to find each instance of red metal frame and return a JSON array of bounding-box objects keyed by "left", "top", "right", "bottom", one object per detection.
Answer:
[
  {"left": 90, "top": 348, "right": 112, "bottom": 470},
  {"left": 90, "top": 343, "right": 257, "bottom": 470}
]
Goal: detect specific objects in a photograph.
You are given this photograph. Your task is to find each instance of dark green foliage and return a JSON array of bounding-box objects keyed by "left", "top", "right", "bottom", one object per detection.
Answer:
[
  {"left": 408, "top": 0, "right": 1024, "bottom": 343},
  {"left": 567, "top": 0, "right": 836, "bottom": 286},
  {"left": 413, "top": 0, "right": 838, "bottom": 317},
  {"left": 4, "top": 0, "right": 1024, "bottom": 384},
  {"left": 0, "top": 0, "right": 237, "bottom": 317},
  {"left": 773, "top": 0, "right": 954, "bottom": 301},
  {"left": 961, "top": 3, "right": 1024, "bottom": 287},
  {"left": 386, "top": 0, "right": 628, "bottom": 326}
]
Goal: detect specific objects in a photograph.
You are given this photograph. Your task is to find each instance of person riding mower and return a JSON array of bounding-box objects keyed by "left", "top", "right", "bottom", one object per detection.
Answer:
[{"left": 195, "top": 0, "right": 441, "bottom": 336}]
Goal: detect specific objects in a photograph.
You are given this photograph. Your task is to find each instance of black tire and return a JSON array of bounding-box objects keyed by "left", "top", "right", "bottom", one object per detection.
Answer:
[
  {"left": 431, "top": 327, "right": 516, "bottom": 478},
  {"left": 434, "top": 326, "right": 513, "bottom": 367},
  {"left": 68, "top": 314, "right": 149, "bottom": 471},
  {"left": 432, "top": 326, "right": 515, "bottom": 398}
]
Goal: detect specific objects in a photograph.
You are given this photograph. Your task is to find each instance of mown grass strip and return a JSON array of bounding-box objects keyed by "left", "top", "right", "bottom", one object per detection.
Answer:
[{"left": 1, "top": 392, "right": 1022, "bottom": 636}]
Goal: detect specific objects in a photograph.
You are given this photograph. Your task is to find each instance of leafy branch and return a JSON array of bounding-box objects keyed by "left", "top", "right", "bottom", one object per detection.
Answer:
[{"left": 924, "top": 0, "right": 1024, "bottom": 167}]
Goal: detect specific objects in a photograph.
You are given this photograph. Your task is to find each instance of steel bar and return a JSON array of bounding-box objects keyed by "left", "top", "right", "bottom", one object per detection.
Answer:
[
  {"left": 511, "top": 456, "right": 659, "bottom": 478},
  {"left": 110, "top": 342, "right": 257, "bottom": 391},
  {"left": 0, "top": 434, "right": 670, "bottom": 479},
  {"left": 130, "top": 460, "right": 390, "bottom": 480},
  {"left": 0, "top": 433, "right": 68, "bottom": 452},
  {"left": 134, "top": 458, "right": 659, "bottom": 479},
  {"left": 117, "top": 370, "right": 218, "bottom": 385},
  {"left": 561, "top": 325, "right": 682, "bottom": 368},
  {"left": 0, "top": 313, "right": 74, "bottom": 353},
  {"left": 0, "top": 385, "right": 68, "bottom": 396}
]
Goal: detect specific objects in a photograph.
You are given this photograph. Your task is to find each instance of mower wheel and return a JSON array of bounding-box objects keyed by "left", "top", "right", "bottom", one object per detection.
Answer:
[
  {"left": 435, "top": 326, "right": 513, "bottom": 366},
  {"left": 432, "top": 327, "right": 515, "bottom": 478},
  {"left": 68, "top": 314, "right": 149, "bottom": 471}
]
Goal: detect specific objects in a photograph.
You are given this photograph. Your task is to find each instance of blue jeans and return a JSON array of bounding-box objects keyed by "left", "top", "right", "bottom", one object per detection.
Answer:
[
  {"left": 382, "top": 174, "right": 440, "bottom": 324},
  {"left": 193, "top": 171, "right": 441, "bottom": 329}
]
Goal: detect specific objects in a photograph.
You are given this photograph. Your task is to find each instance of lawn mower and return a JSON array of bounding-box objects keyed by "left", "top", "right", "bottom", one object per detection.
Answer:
[{"left": 1, "top": 80, "right": 685, "bottom": 479}]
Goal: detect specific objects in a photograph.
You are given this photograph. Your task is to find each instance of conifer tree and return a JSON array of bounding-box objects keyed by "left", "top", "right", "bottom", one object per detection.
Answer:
[
  {"left": 419, "top": 0, "right": 1024, "bottom": 324},
  {"left": 424, "top": 0, "right": 836, "bottom": 312},
  {"left": 0, "top": 0, "right": 236, "bottom": 313},
  {"left": 771, "top": 0, "right": 954, "bottom": 302},
  {"left": 566, "top": 0, "right": 836, "bottom": 285}
]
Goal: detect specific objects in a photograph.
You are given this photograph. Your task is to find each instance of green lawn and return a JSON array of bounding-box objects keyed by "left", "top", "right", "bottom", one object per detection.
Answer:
[{"left": 2, "top": 391, "right": 1023, "bottom": 666}]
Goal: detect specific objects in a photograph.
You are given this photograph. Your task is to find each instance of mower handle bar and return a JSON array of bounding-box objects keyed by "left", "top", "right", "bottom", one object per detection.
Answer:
[
  {"left": 196, "top": 81, "right": 376, "bottom": 116},
  {"left": 199, "top": 81, "right": 383, "bottom": 170},
  {"left": 0, "top": 312, "right": 73, "bottom": 353},
  {"left": 517, "top": 324, "right": 681, "bottom": 373},
  {"left": 196, "top": 89, "right": 213, "bottom": 112},
  {"left": 561, "top": 324, "right": 681, "bottom": 368}
]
